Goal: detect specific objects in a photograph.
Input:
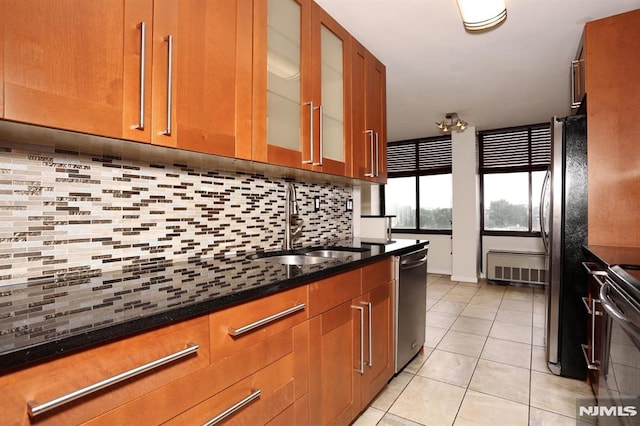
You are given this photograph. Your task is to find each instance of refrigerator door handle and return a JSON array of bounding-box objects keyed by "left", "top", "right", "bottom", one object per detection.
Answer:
[{"left": 540, "top": 169, "right": 551, "bottom": 253}]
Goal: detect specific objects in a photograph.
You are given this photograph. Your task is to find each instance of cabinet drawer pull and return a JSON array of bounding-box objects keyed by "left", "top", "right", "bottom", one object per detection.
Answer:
[
  {"left": 581, "top": 261, "right": 608, "bottom": 277},
  {"left": 580, "top": 344, "right": 599, "bottom": 370},
  {"left": 164, "top": 34, "right": 174, "bottom": 136},
  {"left": 136, "top": 22, "right": 147, "bottom": 130},
  {"left": 227, "top": 303, "right": 306, "bottom": 337},
  {"left": 581, "top": 296, "right": 592, "bottom": 315},
  {"left": 202, "top": 388, "right": 261, "bottom": 426},
  {"left": 352, "top": 305, "right": 365, "bottom": 374},
  {"left": 364, "top": 130, "right": 374, "bottom": 177},
  {"left": 27, "top": 343, "right": 199, "bottom": 418}
]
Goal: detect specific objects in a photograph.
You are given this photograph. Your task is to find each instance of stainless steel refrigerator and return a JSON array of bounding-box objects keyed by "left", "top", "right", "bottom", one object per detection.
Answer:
[{"left": 541, "top": 115, "right": 588, "bottom": 379}]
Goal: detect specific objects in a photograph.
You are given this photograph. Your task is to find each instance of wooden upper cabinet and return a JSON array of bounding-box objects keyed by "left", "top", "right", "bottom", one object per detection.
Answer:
[
  {"left": 309, "top": 2, "right": 351, "bottom": 176},
  {"left": 162, "top": 0, "right": 252, "bottom": 157},
  {"left": 3, "top": 0, "right": 130, "bottom": 138},
  {"left": 253, "top": 0, "right": 352, "bottom": 176},
  {"left": 0, "top": 2, "right": 4, "bottom": 118},
  {"left": 351, "top": 41, "right": 387, "bottom": 183},
  {"left": 585, "top": 9, "right": 640, "bottom": 247},
  {"left": 252, "top": 0, "right": 312, "bottom": 169},
  {"left": 366, "top": 53, "right": 387, "bottom": 183}
]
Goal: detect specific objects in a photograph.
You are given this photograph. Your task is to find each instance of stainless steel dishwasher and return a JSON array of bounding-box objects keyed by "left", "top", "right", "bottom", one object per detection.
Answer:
[{"left": 395, "top": 246, "right": 428, "bottom": 373}]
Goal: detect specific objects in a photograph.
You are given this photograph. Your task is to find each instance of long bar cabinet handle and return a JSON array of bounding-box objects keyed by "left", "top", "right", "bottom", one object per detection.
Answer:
[
  {"left": 202, "top": 388, "right": 262, "bottom": 426},
  {"left": 303, "top": 102, "right": 315, "bottom": 164},
  {"left": 227, "top": 303, "right": 305, "bottom": 337},
  {"left": 352, "top": 305, "right": 365, "bottom": 374},
  {"left": 580, "top": 344, "right": 599, "bottom": 370},
  {"left": 27, "top": 343, "right": 199, "bottom": 418},
  {"left": 314, "top": 105, "right": 323, "bottom": 166},
  {"left": 364, "top": 130, "right": 375, "bottom": 177},
  {"left": 136, "top": 22, "right": 147, "bottom": 130},
  {"left": 571, "top": 59, "right": 580, "bottom": 108},
  {"left": 374, "top": 131, "right": 380, "bottom": 177},
  {"left": 164, "top": 35, "right": 174, "bottom": 136},
  {"left": 362, "top": 301, "right": 373, "bottom": 367},
  {"left": 591, "top": 299, "right": 601, "bottom": 365}
]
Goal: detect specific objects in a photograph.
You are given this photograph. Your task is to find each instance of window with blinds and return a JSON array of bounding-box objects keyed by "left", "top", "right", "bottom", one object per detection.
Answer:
[
  {"left": 479, "top": 123, "right": 552, "bottom": 235},
  {"left": 480, "top": 124, "right": 551, "bottom": 172},
  {"left": 384, "top": 135, "right": 452, "bottom": 233},
  {"left": 387, "top": 135, "right": 452, "bottom": 177}
]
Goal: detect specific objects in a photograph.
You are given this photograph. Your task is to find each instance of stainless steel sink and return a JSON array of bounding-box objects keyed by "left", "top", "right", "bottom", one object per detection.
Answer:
[
  {"left": 253, "top": 254, "right": 329, "bottom": 265},
  {"left": 251, "top": 246, "right": 368, "bottom": 265},
  {"left": 304, "top": 250, "right": 355, "bottom": 259}
]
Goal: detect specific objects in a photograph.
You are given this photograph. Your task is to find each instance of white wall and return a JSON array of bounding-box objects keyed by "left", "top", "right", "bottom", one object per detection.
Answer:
[
  {"left": 451, "top": 127, "right": 479, "bottom": 283},
  {"left": 392, "top": 233, "right": 452, "bottom": 275}
]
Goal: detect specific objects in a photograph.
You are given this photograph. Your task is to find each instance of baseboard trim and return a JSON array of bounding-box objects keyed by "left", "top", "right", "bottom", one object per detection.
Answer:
[{"left": 450, "top": 275, "right": 478, "bottom": 283}]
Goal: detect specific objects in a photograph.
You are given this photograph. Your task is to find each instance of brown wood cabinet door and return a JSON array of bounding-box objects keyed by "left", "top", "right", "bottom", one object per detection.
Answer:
[
  {"left": 309, "top": 301, "right": 359, "bottom": 425},
  {"left": 309, "top": 2, "right": 351, "bottom": 177},
  {"left": 0, "top": 2, "right": 4, "bottom": 118},
  {"left": 350, "top": 40, "right": 369, "bottom": 180},
  {"left": 366, "top": 53, "right": 387, "bottom": 184},
  {"left": 3, "top": 0, "right": 130, "bottom": 138},
  {"left": 360, "top": 282, "right": 394, "bottom": 406},
  {"left": 586, "top": 9, "right": 640, "bottom": 247},
  {"left": 252, "top": 0, "right": 313, "bottom": 169},
  {"left": 350, "top": 43, "right": 387, "bottom": 183},
  {"left": 171, "top": 0, "right": 251, "bottom": 158},
  {"left": 122, "top": 0, "right": 154, "bottom": 143}
]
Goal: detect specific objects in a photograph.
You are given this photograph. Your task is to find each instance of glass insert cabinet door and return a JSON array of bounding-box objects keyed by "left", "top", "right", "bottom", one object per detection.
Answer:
[
  {"left": 260, "top": 0, "right": 349, "bottom": 174},
  {"left": 267, "top": 0, "right": 302, "bottom": 153},
  {"left": 320, "top": 26, "right": 344, "bottom": 164}
]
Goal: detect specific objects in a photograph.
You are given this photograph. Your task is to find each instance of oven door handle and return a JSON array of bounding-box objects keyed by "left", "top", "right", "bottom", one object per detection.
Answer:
[{"left": 599, "top": 280, "right": 640, "bottom": 339}]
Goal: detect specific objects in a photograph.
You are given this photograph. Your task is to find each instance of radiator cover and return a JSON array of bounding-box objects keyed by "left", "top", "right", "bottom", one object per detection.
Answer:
[{"left": 487, "top": 250, "right": 548, "bottom": 285}]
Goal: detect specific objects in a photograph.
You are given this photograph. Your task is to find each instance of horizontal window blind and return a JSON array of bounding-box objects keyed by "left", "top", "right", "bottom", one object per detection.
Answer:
[
  {"left": 387, "top": 135, "right": 451, "bottom": 176},
  {"left": 480, "top": 124, "right": 551, "bottom": 171}
]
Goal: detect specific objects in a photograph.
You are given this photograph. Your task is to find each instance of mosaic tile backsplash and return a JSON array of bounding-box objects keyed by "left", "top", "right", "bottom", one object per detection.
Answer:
[{"left": 0, "top": 141, "right": 353, "bottom": 287}]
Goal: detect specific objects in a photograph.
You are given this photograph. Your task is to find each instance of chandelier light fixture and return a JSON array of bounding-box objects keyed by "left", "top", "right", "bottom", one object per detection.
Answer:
[
  {"left": 436, "top": 112, "right": 468, "bottom": 133},
  {"left": 456, "top": 0, "right": 507, "bottom": 32}
]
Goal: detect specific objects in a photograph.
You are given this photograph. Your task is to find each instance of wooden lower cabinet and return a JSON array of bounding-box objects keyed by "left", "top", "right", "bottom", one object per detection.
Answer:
[
  {"left": 309, "top": 301, "right": 361, "bottom": 425},
  {"left": 0, "top": 316, "right": 210, "bottom": 426},
  {"left": 359, "top": 281, "right": 394, "bottom": 406},
  {"left": 0, "top": 257, "right": 398, "bottom": 425},
  {"left": 309, "top": 258, "right": 395, "bottom": 425}
]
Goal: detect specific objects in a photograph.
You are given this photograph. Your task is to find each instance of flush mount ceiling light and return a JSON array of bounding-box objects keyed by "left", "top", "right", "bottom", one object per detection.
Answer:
[
  {"left": 456, "top": 0, "right": 507, "bottom": 32},
  {"left": 436, "top": 112, "right": 468, "bottom": 133}
]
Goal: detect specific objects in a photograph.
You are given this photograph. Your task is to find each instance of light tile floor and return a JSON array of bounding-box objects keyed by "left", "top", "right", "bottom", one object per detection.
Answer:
[{"left": 353, "top": 274, "right": 594, "bottom": 426}]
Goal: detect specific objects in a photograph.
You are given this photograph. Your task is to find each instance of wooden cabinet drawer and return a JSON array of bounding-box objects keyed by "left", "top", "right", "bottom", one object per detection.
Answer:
[
  {"left": 0, "top": 315, "right": 210, "bottom": 426},
  {"left": 361, "top": 257, "right": 393, "bottom": 293},
  {"left": 165, "top": 353, "right": 295, "bottom": 425},
  {"left": 308, "top": 268, "right": 361, "bottom": 317},
  {"left": 210, "top": 285, "right": 308, "bottom": 364},
  {"left": 89, "top": 322, "right": 309, "bottom": 425}
]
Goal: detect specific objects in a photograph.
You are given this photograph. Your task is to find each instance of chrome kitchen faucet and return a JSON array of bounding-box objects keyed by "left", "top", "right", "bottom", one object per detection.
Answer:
[{"left": 283, "top": 183, "right": 304, "bottom": 250}]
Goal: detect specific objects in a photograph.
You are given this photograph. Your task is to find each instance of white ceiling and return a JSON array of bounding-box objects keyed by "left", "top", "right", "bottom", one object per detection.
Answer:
[{"left": 314, "top": 0, "right": 640, "bottom": 141}]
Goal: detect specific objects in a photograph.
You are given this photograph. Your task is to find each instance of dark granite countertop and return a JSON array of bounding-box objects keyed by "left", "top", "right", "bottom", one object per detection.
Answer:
[
  {"left": 0, "top": 238, "right": 428, "bottom": 373},
  {"left": 583, "top": 245, "right": 640, "bottom": 268}
]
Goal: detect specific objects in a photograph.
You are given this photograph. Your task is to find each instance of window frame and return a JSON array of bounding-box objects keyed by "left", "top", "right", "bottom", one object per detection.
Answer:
[
  {"left": 382, "top": 135, "right": 452, "bottom": 235},
  {"left": 479, "top": 123, "right": 551, "bottom": 237}
]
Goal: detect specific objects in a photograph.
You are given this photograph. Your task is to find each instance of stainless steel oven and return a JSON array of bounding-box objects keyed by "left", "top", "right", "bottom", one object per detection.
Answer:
[{"left": 593, "top": 266, "right": 640, "bottom": 425}]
